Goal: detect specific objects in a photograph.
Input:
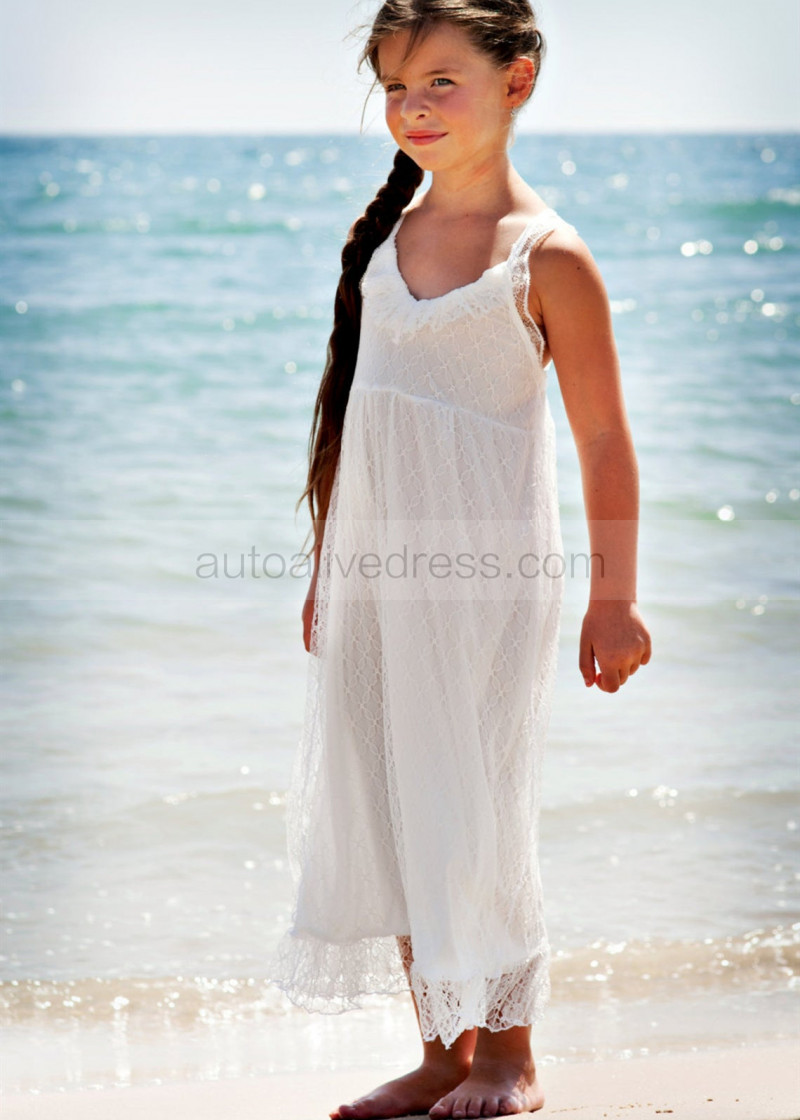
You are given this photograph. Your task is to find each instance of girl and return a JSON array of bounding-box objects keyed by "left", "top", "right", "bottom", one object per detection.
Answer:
[{"left": 269, "top": 2, "right": 652, "bottom": 1117}]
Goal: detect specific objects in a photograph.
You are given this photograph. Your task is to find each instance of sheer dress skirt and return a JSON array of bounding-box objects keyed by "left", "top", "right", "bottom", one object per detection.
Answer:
[{"left": 269, "top": 458, "right": 563, "bottom": 1046}]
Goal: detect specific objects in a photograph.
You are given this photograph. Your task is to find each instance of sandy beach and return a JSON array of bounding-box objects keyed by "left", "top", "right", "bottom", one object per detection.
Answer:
[{"left": 5, "top": 1043, "right": 798, "bottom": 1120}]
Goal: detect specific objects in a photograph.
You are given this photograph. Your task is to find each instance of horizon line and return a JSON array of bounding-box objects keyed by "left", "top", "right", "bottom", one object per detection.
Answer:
[{"left": 1, "top": 126, "right": 798, "bottom": 139}]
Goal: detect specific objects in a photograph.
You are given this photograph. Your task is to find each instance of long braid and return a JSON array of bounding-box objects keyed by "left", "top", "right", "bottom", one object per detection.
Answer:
[{"left": 297, "top": 148, "right": 424, "bottom": 562}]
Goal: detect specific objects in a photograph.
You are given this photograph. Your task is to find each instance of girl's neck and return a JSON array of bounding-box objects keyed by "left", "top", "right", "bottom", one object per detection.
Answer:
[{"left": 418, "top": 151, "right": 527, "bottom": 221}]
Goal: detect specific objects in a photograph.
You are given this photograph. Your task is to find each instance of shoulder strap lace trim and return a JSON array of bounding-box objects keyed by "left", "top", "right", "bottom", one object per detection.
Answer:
[{"left": 508, "top": 212, "right": 579, "bottom": 363}]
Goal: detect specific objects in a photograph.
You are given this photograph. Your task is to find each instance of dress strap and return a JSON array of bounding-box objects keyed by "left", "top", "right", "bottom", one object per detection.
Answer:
[{"left": 508, "top": 210, "right": 578, "bottom": 364}]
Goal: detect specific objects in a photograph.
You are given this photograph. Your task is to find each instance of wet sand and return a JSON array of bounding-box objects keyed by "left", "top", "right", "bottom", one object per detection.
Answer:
[{"left": 4, "top": 1042, "right": 799, "bottom": 1120}]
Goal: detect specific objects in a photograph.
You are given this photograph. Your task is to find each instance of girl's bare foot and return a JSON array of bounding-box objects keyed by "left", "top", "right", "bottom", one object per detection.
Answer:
[
  {"left": 429, "top": 1027, "right": 544, "bottom": 1118},
  {"left": 330, "top": 1056, "right": 473, "bottom": 1120},
  {"left": 330, "top": 938, "right": 477, "bottom": 1118}
]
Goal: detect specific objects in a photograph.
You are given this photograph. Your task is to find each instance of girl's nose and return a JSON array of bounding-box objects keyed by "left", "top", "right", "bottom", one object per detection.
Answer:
[{"left": 400, "top": 92, "right": 430, "bottom": 120}]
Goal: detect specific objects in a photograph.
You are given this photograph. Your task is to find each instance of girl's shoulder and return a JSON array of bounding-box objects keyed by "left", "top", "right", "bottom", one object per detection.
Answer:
[
  {"left": 526, "top": 216, "right": 610, "bottom": 325},
  {"left": 527, "top": 211, "right": 595, "bottom": 275},
  {"left": 527, "top": 204, "right": 582, "bottom": 245}
]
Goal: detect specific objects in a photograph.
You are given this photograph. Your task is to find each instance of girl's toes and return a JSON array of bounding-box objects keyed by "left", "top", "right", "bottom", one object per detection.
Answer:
[
  {"left": 496, "top": 1096, "right": 515, "bottom": 1116},
  {"left": 466, "top": 1098, "right": 483, "bottom": 1118},
  {"left": 482, "top": 1097, "right": 500, "bottom": 1118}
]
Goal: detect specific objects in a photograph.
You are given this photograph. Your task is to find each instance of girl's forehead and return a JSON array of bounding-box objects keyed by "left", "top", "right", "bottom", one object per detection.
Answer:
[{"left": 376, "top": 22, "right": 482, "bottom": 78}]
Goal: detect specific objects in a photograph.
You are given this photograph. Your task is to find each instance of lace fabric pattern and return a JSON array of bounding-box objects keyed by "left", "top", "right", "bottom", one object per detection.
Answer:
[{"left": 267, "top": 207, "right": 577, "bottom": 1047}]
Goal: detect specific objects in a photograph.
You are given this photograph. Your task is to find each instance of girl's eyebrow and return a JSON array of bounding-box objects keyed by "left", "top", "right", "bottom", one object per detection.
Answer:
[{"left": 382, "top": 65, "right": 464, "bottom": 84}]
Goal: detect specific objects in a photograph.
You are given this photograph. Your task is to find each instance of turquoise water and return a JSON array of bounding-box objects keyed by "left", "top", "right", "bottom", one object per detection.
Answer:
[{"left": 1, "top": 133, "right": 798, "bottom": 1091}]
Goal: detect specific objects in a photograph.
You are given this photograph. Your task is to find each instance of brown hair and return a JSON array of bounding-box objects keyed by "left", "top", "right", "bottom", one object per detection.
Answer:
[{"left": 297, "top": 0, "right": 545, "bottom": 565}]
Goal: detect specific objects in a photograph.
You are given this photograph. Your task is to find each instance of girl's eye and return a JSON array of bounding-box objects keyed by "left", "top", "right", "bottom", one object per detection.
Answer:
[{"left": 384, "top": 78, "right": 452, "bottom": 93}]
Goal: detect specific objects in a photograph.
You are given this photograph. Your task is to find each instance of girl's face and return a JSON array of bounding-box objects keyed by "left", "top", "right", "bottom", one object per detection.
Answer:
[{"left": 377, "top": 22, "right": 528, "bottom": 172}]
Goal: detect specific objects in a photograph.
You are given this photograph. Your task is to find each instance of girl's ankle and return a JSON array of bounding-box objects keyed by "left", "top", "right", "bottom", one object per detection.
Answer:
[
  {"left": 471, "top": 1033, "right": 535, "bottom": 1068},
  {"left": 420, "top": 1052, "right": 473, "bottom": 1077}
]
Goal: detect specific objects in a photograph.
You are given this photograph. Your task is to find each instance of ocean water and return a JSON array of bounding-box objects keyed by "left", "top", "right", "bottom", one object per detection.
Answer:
[{"left": 1, "top": 132, "right": 798, "bottom": 1094}]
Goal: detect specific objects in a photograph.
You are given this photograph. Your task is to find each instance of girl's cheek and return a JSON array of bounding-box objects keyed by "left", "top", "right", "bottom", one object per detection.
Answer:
[
  {"left": 443, "top": 88, "right": 467, "bottom": 113},
  {"left": 385, "top": 102, "right": 403, "bottom": 133}
]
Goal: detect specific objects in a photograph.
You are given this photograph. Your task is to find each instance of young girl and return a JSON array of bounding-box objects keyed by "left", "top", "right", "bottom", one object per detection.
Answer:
[{"left": 269, "top": 1, "right": 652, "bottom": 1116}]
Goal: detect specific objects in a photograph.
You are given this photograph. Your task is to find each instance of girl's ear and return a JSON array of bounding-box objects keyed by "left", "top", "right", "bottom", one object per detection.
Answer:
[{"left": 506, "top": 56, "right": 535, "bottom": 109}]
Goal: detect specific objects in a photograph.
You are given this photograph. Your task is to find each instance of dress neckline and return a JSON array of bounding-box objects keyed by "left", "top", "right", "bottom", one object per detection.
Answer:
[{"left": 390, "top": 206, "right": 557, "bottom": 305}]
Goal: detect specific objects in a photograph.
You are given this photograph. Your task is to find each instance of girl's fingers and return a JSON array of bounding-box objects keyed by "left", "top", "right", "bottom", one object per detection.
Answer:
[
  {"left": 599, "top": 669, "right": 621, "bottom": 693},
  {"left": 579, "top": 633, "right": 596, "bottom": 686}
]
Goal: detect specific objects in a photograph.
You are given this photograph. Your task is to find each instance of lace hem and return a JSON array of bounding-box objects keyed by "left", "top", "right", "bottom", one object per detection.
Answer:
[
  {"left": 266, "top": 928, "right": 410, "bottom": 1014},
  {"left": 267, "top": 928, "right": 551, "bottom": 1048}
]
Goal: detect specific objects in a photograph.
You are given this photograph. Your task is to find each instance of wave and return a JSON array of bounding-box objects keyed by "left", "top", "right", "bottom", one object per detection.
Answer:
[
  {"left": 4, "top": 216, "right": 332, "bottom": 237},
  {"left": 2, "top": 923, "right": 797, "bottom": 1031}
]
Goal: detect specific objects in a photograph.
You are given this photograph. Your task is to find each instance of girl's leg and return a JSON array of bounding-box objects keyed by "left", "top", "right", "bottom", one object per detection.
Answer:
[
  {"left": 396, "top": 935, "right": 479, "bottom": 1073},
  {"left": 330, "top": 935, "right": 477, "bottom": 1120}
]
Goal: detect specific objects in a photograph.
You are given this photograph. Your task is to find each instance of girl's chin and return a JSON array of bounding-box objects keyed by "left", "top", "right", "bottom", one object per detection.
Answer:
[{"left": 397, "top": 142, "right": 448, "bottom": 169}]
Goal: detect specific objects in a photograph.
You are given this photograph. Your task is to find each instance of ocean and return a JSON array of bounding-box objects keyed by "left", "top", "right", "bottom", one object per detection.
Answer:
[{"left": 1, "top": 131, "right": 798, "bottom": 1093}]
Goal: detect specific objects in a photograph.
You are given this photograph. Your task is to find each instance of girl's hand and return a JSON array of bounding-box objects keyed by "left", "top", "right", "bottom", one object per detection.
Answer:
[
  {"left": 302, "top": 574, "right": 318, "bottom": 656},
  {"left": 579, "top": 601, "right": 651, "bottom": 693}
]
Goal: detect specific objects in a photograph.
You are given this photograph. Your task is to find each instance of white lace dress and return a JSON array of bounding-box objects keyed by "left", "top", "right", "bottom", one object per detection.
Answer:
[{"left": 268, "top": 205, "right": 577, "bottom": 1047}]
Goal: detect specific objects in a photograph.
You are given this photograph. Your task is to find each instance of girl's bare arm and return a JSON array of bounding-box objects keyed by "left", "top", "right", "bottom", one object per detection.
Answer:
[
  {"left": 529, "top": 230, "right": 652, "bottom": 692},
  {"left": 302, "top": 526, "right": 324, "bottom": 655}
]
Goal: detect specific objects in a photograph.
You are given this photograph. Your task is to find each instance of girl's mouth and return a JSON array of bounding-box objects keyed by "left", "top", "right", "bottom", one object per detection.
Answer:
[{"left": 405, "top": 132, "right": 447, "bottom": 146}]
